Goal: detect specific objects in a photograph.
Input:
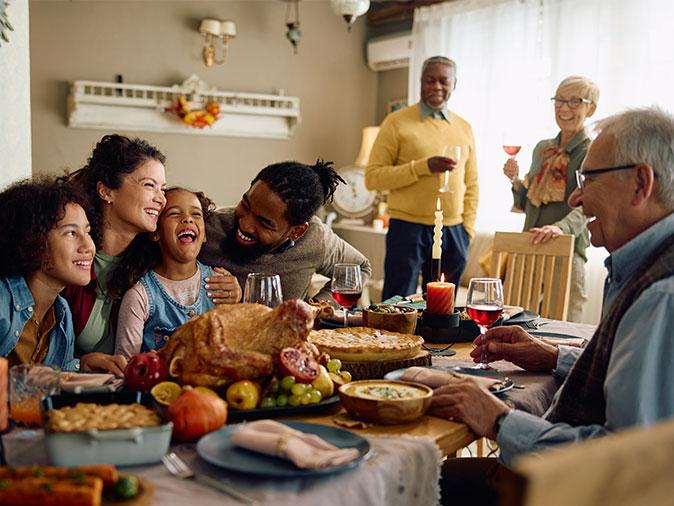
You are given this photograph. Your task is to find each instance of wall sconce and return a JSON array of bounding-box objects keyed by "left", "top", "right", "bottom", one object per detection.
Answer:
[{"left": 199, "top": 18, "right": 236, "bottom": 67}]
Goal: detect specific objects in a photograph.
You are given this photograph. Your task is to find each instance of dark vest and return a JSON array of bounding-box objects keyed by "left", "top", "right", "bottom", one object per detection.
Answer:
[{"left": 546, "top": 232, "right": 674, "bottom": 426}]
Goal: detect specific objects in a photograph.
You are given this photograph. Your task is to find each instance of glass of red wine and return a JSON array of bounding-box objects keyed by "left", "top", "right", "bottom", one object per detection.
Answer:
[
  {"left": 502, "top": 144, "right": 522, "bottom": 182},
  {"left": 467, "top": 278, "right": 504, "bottom": 370},
  {"left": 331, "top": 263, "right": 363, "bottom": 328}
]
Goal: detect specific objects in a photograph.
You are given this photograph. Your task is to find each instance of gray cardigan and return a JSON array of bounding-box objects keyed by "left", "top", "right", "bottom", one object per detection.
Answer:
[
  {"left": 199, "top": 209, "right": 372, "bottom": 300},
  {"left": 512, "top": 129, "right": 590, "bottom": 260}
]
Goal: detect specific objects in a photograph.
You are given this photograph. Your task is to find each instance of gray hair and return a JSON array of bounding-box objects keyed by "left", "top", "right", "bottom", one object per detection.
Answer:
[
  {"left": 596, "top": 106, "right": 674, "bottom": 209},
  {"left": 421, "top": 56, "right": 457, "bottom": 76},
  {"left": 557, "top": 75, "right": 600, "bottom": 105}
]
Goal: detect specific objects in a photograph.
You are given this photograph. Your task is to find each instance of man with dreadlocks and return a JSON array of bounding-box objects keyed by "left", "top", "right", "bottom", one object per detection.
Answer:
[{"left": 199, "top": 160, "right": 372, "bottom": 301}]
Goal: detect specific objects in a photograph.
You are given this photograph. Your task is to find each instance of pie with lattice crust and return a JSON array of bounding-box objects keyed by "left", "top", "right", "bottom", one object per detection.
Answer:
[{"left": 308, "top": 327, "right": 424, "bottom": 362}]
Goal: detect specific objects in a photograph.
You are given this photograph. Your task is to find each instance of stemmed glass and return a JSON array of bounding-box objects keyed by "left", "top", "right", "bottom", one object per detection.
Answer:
[
  {"left": 439, "top": 145, "right": 461, "bottom": 193},
  {"left": 467, "top": 278, "right": 504, "bottom": 370},
  {"left": 331, "top": 263, "right": 363, "bottom": 328},
  {"left": 502, "top": 136, "right": 521, "bottom": 182},
  {"left": 243, "top": 273, "right": 283, "bottom": 308}
]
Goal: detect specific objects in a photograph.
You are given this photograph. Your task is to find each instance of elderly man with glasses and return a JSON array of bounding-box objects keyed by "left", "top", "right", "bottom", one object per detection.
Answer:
[
  {"left": 503, "top": 76, "right": 600, "bottom": 322},
  {"left": 436, "top": 106, "right": 674, "bottom": 506}
]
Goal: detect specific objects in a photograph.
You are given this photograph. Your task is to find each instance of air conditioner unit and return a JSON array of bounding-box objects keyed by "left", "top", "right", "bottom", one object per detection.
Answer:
[{"left": 366, "top": 32, "right": 412, "bottom": 71}]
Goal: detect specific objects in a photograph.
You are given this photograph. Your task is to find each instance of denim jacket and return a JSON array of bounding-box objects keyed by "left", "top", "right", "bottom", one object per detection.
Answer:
[
  {"left": 0, "top": 276, "right": 79, "bottom": 371},
  {"left": 139, "top": 262, "right": 215, "bottom": 352}
]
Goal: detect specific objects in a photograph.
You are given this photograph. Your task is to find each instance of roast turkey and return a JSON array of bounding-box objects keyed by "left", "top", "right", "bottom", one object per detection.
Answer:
[{"left": 159, "top": 299, "right": 316, "bottom": 388}]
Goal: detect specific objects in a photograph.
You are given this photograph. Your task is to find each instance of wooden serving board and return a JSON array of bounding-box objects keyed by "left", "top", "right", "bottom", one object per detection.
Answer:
[
  {"left": 341, "top": 350, "right": 431, "bottom": 380},
  {"left": 104, "top": 476, "right": 154, "bottom": 506}
]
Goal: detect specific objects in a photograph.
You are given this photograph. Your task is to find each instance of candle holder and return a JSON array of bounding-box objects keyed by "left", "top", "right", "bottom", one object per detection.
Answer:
[{"left": 417, "top": 309, "right": 461, "bottom": 344}]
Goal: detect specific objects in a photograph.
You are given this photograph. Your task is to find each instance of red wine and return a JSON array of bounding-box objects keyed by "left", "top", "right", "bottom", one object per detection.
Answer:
[
  {"left": 332, "top": 290, "right": 362, "bottom": 308},
  {"left": 503, "top": 145, "right": 521, "bottom": 156},
  {"left": 467, "top": 304, "right": 503, "bottom": 327}
]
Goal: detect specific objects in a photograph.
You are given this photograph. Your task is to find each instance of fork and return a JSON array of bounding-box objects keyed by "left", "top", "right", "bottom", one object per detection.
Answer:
[{"left": 162, "top": 452, "right": 257, "bottom": 505}]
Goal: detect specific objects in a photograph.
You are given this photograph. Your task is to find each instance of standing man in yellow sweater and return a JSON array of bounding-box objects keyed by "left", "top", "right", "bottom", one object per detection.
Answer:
[{"left": 366, "top": 56, "right": 478, "bottom": 299}]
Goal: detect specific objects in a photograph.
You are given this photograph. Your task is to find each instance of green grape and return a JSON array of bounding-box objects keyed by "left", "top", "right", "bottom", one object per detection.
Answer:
[
  {"left": 309, "top": 389, "right": 322, "bottom": 404},
  {"left": 269, "top": 380, "right": 280, "bottom": 395},
  {"left": 288, "top": 394, "right": 301, "bottom": 407},
  {"left": 276, "top": 394, "right": 289, "bottom": 407},
  {"left": 291, "top": 383, "right": 307, "bottom": 396},
  {"left": 301, "top": 392, "right": 312, "bottom": 405},
  {"left": 327, "top": 358, "right": 342, "bottom": 373},
  {"left": 340, "top": 370, "right": 352, "bottom": 382},
  {"left": 280, "top": 375, "right": 296, "bottom": 392},
  {"left": 260, "top": 397, "right": 276, "bottom": 409}
]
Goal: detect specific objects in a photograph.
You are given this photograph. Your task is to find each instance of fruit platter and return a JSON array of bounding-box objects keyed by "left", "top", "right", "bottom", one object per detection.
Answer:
[{"left": 120, "top": 300, "right": 353, "bottom": 439}]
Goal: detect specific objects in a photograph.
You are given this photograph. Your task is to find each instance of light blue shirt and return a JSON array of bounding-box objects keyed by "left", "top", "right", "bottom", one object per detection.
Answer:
[
  {"left": 419, "top": 101, "right": 451, "bottom": 122},
  {"left": 0, "top": 276, "right": 80, "bottom": 371},
  {"left": 497, "top": 212, "right": 674, "bottom": 465}
]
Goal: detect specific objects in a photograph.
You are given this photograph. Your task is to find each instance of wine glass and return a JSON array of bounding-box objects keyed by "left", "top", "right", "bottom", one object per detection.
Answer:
[
  {"left": 502, "top": 137, "right": 521, "bottom": 182},
  {"left": 467, "top": 278, "right": 504, "bottom": 370},
  {"left": 243, "top": 273, "right": 283, "bottom": 308},
  {"left": 331, "top": 263, "right": 363, "bottom": 328},
  {"left": 439, "top": 145, "right": 461, "bottom": 193}
]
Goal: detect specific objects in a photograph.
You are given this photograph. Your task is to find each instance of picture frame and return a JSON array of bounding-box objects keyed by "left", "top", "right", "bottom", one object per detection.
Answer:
[{"left": 387, "top": 98, "right": 408, "bottom": 114}]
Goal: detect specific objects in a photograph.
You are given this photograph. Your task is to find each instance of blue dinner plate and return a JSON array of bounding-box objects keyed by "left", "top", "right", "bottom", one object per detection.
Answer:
[
  {"left": 197, "top": 421, "right": 371, "bottom": 478},
  {"left": 384, "top": 366, "right": 513, "bottom": 395}
]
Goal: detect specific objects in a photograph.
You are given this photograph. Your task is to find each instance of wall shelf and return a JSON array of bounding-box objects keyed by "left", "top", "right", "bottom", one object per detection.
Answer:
[{"left": 67, "top": 75, "right": 301, "bottom": 139}]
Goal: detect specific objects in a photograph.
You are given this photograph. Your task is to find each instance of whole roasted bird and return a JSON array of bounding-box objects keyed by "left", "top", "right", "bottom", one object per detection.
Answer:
[{"left": 159, "top": 299, "right": 316, "bottom": 388}]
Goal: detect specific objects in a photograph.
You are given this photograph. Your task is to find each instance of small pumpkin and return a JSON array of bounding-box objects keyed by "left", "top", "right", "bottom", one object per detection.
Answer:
[{"left": 168, "top": 389, "right": 228, "bottom": 442}]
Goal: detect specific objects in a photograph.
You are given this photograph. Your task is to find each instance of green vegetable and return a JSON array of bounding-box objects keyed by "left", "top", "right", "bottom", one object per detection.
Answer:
[{"left": 114, "top": 476, "right": 139, "bottom": 500}]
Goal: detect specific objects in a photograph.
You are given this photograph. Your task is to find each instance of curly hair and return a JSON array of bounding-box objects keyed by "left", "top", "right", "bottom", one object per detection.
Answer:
[
  {"left": 107, "top": 187, "right": 215, "bottom": 300},
  {"left": 63, "top": 134, "right": 166, "bottom": 248},
  {"left": 0, "top": 178, "right": 92, "bottom": 278},
  {"left": 252, "top": 159, "right": 345, "bottom": 225}
]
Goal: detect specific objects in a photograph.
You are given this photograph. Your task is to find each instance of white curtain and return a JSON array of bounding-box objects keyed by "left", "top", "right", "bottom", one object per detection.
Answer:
[{"left": 409, "top": 0, "right": 674, "bottom": 323}]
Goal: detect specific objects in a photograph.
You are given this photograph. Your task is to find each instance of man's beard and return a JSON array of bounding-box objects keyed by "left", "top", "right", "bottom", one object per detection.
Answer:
[{"left": 224, "top": 228, "right": 273, "bottom": 263}]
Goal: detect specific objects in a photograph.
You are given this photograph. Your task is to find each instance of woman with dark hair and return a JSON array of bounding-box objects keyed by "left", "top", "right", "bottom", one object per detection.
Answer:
[
  {"left": 199, "top": 159, "right": 372, "bottom": 300},
  {"left": 112, "top": 188, "right": 217, "bottom": 358},
  {"left": 64, "top": 134, "right": 241, "bottom": 356},
  {"left": 0, "top": 178, "right": 125, "bottom": 374},
  {"left": 63, "top": 134, "right": 169, "bottom": 356}
]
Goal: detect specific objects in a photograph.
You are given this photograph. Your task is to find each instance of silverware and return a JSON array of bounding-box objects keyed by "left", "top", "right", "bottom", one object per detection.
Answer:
[{"left": 162, "top": 452, "right": 257, "bottom": 505}]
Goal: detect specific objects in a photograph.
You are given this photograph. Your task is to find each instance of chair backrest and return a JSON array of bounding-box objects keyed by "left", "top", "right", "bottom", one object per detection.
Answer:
[{"left": 491, "top": 232, "right": 574, "bottom": 321}]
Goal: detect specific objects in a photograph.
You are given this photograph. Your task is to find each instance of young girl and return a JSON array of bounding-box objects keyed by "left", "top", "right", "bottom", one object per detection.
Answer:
[
  {"left": 114, "top": 188, "right": 217, "bottom": 358},
  {"left": 0, "top": 179, "right": 126, "bottom": 375}
]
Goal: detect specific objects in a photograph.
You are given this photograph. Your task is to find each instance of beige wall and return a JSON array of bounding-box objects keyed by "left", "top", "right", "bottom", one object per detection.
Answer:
[
  {"left": 376, "top": 67, "right": 408, "bottom": 124},
  {"left": 29, "top": 0, "right": 376, "bottom": 206}
]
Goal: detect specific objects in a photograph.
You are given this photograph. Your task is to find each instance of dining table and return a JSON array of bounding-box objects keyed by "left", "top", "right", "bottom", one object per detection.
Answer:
[{"left": 1, "top": 318, "right": 596, "bottom": 506}]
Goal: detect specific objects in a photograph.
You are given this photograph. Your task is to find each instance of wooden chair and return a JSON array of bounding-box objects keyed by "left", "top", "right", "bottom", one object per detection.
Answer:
[{"left": 491, "top": 232, "right": 575, "bottom": 321}]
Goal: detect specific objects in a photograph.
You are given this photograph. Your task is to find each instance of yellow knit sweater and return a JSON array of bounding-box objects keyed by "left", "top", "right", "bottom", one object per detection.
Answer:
[{"left": 365, "top": 103, "right": 479, "bottom": 237}]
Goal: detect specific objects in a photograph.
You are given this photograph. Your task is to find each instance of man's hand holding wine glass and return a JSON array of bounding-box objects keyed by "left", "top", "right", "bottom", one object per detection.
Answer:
[{"left": 470, "top": 326, "right": 559, "bottom": 372}]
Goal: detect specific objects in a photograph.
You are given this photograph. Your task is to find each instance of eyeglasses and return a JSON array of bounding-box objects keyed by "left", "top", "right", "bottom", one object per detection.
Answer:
[
  {"left": 575, "top": 164, "right": 636, "bottom": 191},
  {"left": 551, "top": 97, "right": 593, "bottom": 109}
]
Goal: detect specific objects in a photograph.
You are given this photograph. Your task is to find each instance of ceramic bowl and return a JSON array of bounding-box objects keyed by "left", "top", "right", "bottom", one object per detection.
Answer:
[
  {"left": 362, "top": 305, "right": 418, "bottom": 334},
  {"left": 338, "top": 380, "right": 432, "bottom": 424}
]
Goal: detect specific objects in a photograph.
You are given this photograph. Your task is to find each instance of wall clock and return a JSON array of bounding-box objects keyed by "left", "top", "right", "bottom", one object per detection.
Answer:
[{"left": 332, "top": 166, "right": 377, "bottom": 219}]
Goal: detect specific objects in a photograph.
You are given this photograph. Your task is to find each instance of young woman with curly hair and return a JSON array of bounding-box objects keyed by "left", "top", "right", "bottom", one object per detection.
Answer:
[
  {"left": 0, "top": 178, "right": 125, "bottom": 374},
  {"left": 111, "top": 188, "right": 217, "bottom": 358}
]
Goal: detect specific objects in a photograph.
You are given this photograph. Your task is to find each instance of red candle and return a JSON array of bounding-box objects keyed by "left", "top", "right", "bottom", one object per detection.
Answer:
[{"left": 426, "top": 281, "right": 455, "bottom": 314}]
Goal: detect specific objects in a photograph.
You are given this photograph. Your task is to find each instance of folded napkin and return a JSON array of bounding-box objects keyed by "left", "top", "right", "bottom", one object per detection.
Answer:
[
  {"left": 400, "top": 366, "right": 501, "bottom": 391},
  {"left": 231, "top": 419, "right": 360, "bottom": 469},
  {"left": 60, "top": 372, "right": 122, "bottom": 393}
]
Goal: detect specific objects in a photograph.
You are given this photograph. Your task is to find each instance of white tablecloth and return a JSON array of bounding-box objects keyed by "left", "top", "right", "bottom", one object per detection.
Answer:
[{"left": 2, "top": 430, "right": 442, "bottom": 506}]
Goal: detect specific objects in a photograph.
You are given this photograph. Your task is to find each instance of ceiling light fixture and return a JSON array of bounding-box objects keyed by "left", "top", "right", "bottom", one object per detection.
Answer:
[{"left": 330, "top": 0, "right": 370, "bottom": 31}]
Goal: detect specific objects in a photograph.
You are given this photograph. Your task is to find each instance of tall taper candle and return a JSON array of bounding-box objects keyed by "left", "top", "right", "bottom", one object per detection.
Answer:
[{"left": 432, "top": 197, "right": 443, "bottom": 282}]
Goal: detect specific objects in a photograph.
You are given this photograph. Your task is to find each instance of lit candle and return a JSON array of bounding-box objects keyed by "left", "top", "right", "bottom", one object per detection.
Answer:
[
  {"left": 431, "top": 197, "right": 443, "bottom": 281},
  {"left": 426, "top": 274, "right": 455, "bottom": 314}
]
